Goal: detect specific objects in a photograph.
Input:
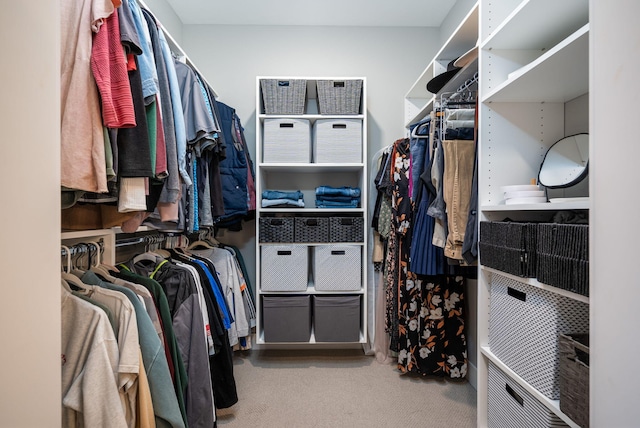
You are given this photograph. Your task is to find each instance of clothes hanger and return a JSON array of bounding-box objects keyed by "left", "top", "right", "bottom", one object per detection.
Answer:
[
  {"left": 132, "top": 252, "right": 162, "bottom": 265},
  {"left": 187, "top": 240, "right": 215, "bottom": 250},
  {"left": 61, "top": 278, "right": 73, "bottom": 293},
  {"left": 70, "top": 243, "right": 89, "bottom": 276},
  {"left": 87, "top": 241, "right": 120, "bottom": 280},
  {"left": 61, "top": 244, "right": 89, "bottom": 290},
  {"left": 89, "top": 240, "right": 119, "bottom": 273},
  {"left": 61, "top": 245, "right": 72, "bottom": 274}
]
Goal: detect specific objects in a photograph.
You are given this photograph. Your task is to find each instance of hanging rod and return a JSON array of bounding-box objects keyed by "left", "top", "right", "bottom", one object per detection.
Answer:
[{"left": 135, "top": 0, "right": 217, "bottom": 97}]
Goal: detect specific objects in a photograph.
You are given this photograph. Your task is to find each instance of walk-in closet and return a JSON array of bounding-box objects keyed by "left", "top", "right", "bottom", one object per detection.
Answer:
[{"left": 2, "top": 1, "right": 639, "bottom": 427}]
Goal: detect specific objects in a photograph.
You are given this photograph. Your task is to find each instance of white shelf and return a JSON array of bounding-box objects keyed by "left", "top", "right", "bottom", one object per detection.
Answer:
[
  {"left": 404, "top": 97, "right": 434, "bottom": 128},
  {"left": 481, "top": 200, "right": 590, "bottom": 212},
  {"left": 403, "top": 3, "right": 478, "bottom": 127},
  {"left": 483, "top": 24, "right": 589, "bottom": 103},
  {"left": 259, "top": 207, "right": 365, "bottom": 214},
  {"left": 404, "top": 57, "right": 478, "bottom": 128},
  {"left": 259, "top": 286, "right": 365, "bottom": 295},
  {"left": 482, "top": 0, "right": 588, "bottom": 50},
  {"left": 256, "top": 328, "right": 366, "bottom": 346},
  {"left": 259, "top": 163, "right": 364, "bottom": 173},
  {"left": 405, "top": 3, "right": 479, "bottom": 98},
  {"left": 258, "top": 242, "right": 364, "bottom": 247},
  {"left": 482, "top": 267, "right": 589, "bottom": 304},
  {"left": 481, "top": 346, "right": 581, "bottom": 428},
  {"left": 259, "top": 114, "right": 364, "bottom": 122}
]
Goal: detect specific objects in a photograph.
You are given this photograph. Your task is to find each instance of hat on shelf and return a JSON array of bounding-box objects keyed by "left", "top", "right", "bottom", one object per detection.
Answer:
[
  {"left": 453, "top": 45, "right": 479, "bottom": 68},
  {"left": 426, "top": 59, "right": 462, "bottom": 94}
]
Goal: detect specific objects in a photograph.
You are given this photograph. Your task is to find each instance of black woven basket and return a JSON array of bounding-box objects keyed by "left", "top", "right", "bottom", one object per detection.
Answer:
[
  {"left": 536, "top": 224, "right": 589, "bottom": 296},
  {"left": 295, "top": 217, "right": 329, "bottom": 243},
  {"left": 559, "top": 333, "right": 590, "bottom": 428},
  {"left": 329, "top": 217, "right": 364, "bottom": 242},
  {"left": 479, "top": 221, "right": 537, "bottom": 277},
  {"left": 259, "top": 217, "right": 295, "bottom": 243}
]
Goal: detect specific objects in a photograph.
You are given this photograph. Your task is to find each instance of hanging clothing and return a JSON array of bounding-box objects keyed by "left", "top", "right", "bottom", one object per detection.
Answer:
[
  {"left": 61, "top": 285, "right": 127, "bottom": 428},
  {"left": 119, "top": 258, "right": 215, "bottom": 428},
  {"left": 79, "top": 271, "right": 185, "bottom": 428},
  {"left": 60, "top": 0, "right": 114, "bottom": 193}
]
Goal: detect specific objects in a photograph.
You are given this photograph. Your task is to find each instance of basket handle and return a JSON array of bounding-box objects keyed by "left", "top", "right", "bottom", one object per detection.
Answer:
[
  {"left": 507, "top": 287, "right": 526, "bottom": 302},
  {"left": 331, "top": 250, "right": 346, "bottom": 255},
  {"left": 279, "top": 123, "right": 294, "bottom": 128},
  {"left": 332, "top": 124, "right": 347, "bottom": 129},
  {"left": 277, "top": 250, "right": 292, "bottom": 256},
  {"left": 505, "top": 383, "right": 524, "bottom": 407},
  {"left": 278, "top": 80, "right": 291, "bottom": 87},
  {"left": 333, "top": 81, "right": 345, "bottom": 88}
]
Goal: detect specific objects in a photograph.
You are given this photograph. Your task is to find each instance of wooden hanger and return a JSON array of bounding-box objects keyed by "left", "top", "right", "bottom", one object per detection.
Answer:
[{"left": 187, "top": 240, "right": 215, "bottom": 250}]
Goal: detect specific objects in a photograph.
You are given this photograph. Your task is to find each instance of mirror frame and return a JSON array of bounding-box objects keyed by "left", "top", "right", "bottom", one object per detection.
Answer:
[{"left": 538, "top": 133, "right": 589, "bottom": 189}]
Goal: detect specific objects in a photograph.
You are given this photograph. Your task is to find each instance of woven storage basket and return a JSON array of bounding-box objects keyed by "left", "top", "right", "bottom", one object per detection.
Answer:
[
  {"left": 329, "top": 217, "right": 364, "bottom": 243},
  {"left": 316, "top": 79, "right": 363, "bottom": 115},
  {"left": 260, "top": 245, "right": 308, "bottom": 291},
  {"left": 259, "top": 217, "right": 295, "bottom": 243},
  {"left": 313, "top": 245, "right": 361, "bottom": 291},
  {"left": 489, "top": 272, "right": 589, "bottom": 400},
  {"left": 537, "top": 223, "right": 589, "bottom": 296},
  {"left": 488, "top": 362, "right": 569, "bottom": 428},
  {"left": 295, "top": 217, "right": 329, "bottom": 243},
  {"left": 263, "top": 118, "right": 311, "bottom": 163},
  {"left": 313, "top": 119, "right": 362, "bottom": 163},
  {"left": 479, "top": 221, "right": 537, "bottom": 277},
  {"left": 559, "top": 333, "right": 590, "bottom": 428},
  {"left": 260, "top": 79, "right": 306, "bottom": 115}
]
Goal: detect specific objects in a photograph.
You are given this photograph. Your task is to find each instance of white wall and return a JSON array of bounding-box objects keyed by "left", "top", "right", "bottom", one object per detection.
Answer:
[
  {"left": 439, "top": 0, "right": 477, "bottom": 46},
  {"left": 0, "top": 2, "right": 61, "bottom": 427},
  {"left": 590, "top": 1, "right": 640, "bottom": 426},
  {"left": 181, "top": 24, "right": 438, "bottom": 284},
  {"left": 143, "top": 0, "right": 184, "bottom": 44}
]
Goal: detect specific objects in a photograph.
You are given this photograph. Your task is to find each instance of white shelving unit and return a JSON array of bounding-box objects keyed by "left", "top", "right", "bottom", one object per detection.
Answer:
[
  {"left": 403, "top": 2, "right": 479, "bottom": 127},
  {"left": 255, "top": 76, "right": 368, "bottom": 346},
  {"left": 477, "top": 1, "right": 590, "bottom": 427}
]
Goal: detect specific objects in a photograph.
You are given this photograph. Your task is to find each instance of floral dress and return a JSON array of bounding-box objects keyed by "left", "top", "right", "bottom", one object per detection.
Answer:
[{"left": 388, "top": 138, "right": 468, "bottom": 378}]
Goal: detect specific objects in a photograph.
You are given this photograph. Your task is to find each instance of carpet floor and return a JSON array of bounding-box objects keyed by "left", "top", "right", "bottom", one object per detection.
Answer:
[{"left": 217, "top": 349, "right": 477, "bottom": 427}]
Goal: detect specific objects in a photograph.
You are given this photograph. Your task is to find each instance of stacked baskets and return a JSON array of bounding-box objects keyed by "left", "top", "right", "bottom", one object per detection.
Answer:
[
  {"left": 479, "top": 220, "right": 589, "bottom": 296},
  {"left": 259, "top": 216, "right": 363, "bottom": 243},
  {"left": 260, "top": 79, "right": 363, "bottom": 115}
]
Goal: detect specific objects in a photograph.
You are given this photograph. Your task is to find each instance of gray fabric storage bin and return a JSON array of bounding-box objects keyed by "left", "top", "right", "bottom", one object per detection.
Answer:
[
  {"left": 488, "top": 362, "right": 568, "bottom": 427},
  {"left": 313, "top": 245, "right": 361, "bottom": 291},
  {"left": 261, "top": 245, "right": 308, "bottom": 291},
  {"left": 263, "top": 296, "right": 311, "bottom": 342},
  {"left": 263, "top": 118, "right": 311, "bottom": 163},
  {"left": 313, "top": 118, "right": 362, "bottom": 163},
  {"left": 313, "top": 295, "right": 361, "bottom": 342}
]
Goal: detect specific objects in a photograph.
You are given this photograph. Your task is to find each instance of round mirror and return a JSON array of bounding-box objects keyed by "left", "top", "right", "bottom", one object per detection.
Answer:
[{"left": 538, "top": 133, "right": 589, "bottom": 189}]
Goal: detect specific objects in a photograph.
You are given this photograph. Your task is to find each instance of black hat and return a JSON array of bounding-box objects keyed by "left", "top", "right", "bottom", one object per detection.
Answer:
[{"left": 426, "top": 59, "right": 461, "bottom": 94}]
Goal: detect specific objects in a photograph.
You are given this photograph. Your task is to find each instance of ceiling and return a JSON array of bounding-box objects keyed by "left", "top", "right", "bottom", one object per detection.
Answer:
[{"left": 164, "top": 0, "right": 457, "bottom": 27}]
